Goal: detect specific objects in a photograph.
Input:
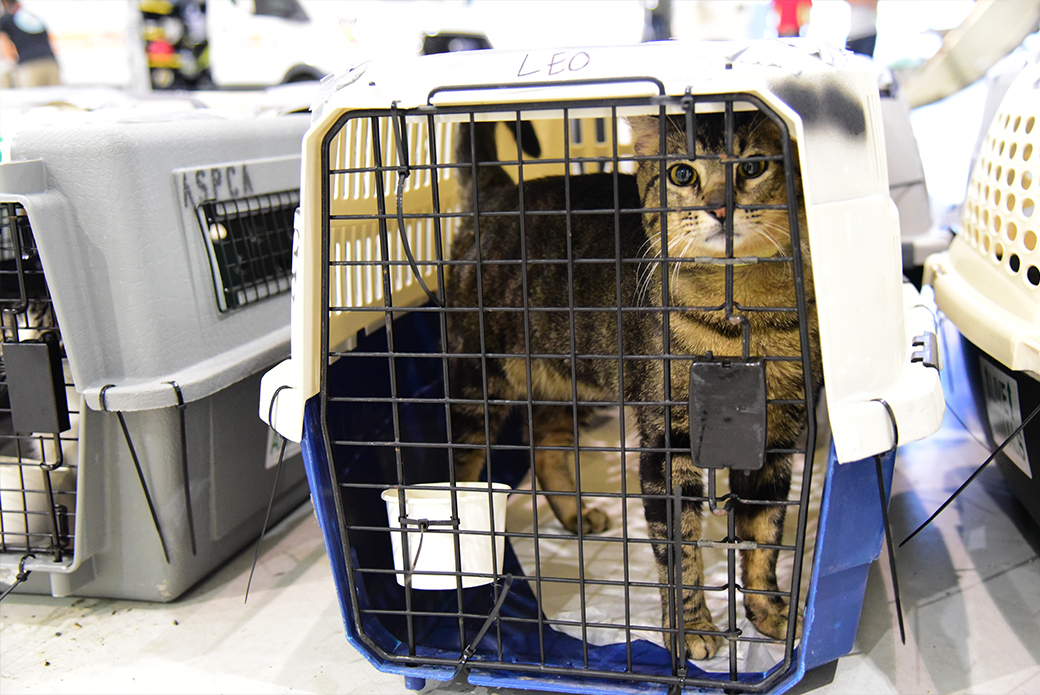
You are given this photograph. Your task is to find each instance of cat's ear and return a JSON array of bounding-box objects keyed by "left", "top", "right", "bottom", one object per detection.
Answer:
[{"left": 627, "top": 116, "right": 660, "bottom": 157}]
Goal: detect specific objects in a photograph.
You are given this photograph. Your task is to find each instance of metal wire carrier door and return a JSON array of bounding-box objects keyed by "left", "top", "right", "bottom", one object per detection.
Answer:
[
  {"left": 0, "top": 202, "right": 77, "bottom": 567},
  {"left": 317, "top": 89, "right": 818, "bottom": 693}
]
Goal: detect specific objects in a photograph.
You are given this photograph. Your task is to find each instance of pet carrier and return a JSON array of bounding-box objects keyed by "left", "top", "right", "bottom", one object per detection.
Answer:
[
  {"left": 0, "top": 111, "right": 311, "bottom": 601},
  {"left": 878, "top": 85, "right": 951, "bottom": 279},
  {"left": 261, "top": 40, "right": 945, "bottom": 693},
  {"left": 925, "top": 57, "right": 1040, "bottom": 527}
]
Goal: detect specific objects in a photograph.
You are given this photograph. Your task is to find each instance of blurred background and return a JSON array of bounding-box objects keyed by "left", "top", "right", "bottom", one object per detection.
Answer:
[
  {"left": 4, "top": 0, "right": 1032, "bottom": 221},
  {"left": 3, "top": 4, "right": 1040, "bottom": 694},
  {"left": 0, "top": 0, "right": 988, "bottom": 92}
]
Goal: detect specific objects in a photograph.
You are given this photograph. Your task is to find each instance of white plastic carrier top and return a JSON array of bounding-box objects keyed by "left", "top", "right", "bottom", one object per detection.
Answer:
[
  {"left": 2, "top": 111, "right": 308, "bottom": 412},
  {"left": 926, "top": 57, "right": 1040, "bottom": 377},
  {"left": 260, "top": 38, "right": 945, "bottom": 464}
]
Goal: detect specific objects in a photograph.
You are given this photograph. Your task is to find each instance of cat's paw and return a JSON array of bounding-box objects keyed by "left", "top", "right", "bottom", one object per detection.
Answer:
[
  {"left": 559, "top": 506, "right": 611, "bottom": 534},
  {"left": 746, "top": 598, "right": 800, "bottom": 641},
  {"left": 684, "top": 626, "right": 725, "bottom": 660},
  {"left": 580, "top": 506, "right": 610, "bottom": 534}
]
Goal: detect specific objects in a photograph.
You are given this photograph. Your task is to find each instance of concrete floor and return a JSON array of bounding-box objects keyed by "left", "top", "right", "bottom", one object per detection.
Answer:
[
  {"left": 3, "top": 25, "right": 1039, "bottom": 695},
  {"left": 2, "top": 327, "right": 1039, "bottom": 695}
]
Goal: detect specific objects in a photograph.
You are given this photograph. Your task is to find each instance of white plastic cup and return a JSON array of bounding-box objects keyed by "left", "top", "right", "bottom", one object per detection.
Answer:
[{"left": 381, "top": 482, "right": 510, "bottom": 590}]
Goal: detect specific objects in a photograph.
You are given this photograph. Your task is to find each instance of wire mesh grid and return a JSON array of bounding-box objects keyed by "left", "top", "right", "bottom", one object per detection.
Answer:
[
  {"left": 0, "top": 202, "right": 78, "bottom": 562},
  {"left": 196, "top": 189, "right": 300, "bottom": 312},
  {"left": 315, "top": 92, "right": 819, "bottom": 692}
]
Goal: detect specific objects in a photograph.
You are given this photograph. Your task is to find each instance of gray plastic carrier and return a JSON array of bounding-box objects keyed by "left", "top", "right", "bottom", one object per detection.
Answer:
[{"left": 0, "top": 108, "right": 310, "bottom": 601}]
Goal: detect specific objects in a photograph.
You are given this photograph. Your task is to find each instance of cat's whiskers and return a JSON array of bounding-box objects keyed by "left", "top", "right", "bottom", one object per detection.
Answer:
[
  {"left": 635, "top": 233, "right": 663, "bottom": 305},
  {"left": 637, "top": 222, "right": 687, "bottom": 304},
  {"left": 637, "top": 223, "right": 706, "bottom": 303},
  {"left": 638, "top": 232, "right": 661, "bottom": 259},
  {"left": 637, "top": 257, "right": 661, "bottom": 305},
  {"left": 751, "top": 219, "right": 793, "bottom": 257},
  {"left": 670, "top": 233, "right": 701, "bottom": 290}
]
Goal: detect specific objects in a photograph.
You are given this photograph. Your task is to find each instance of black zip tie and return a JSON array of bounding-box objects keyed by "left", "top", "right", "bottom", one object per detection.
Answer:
[
  {"left": 394, "top": 515, "right": 459, "bottom": 586},
  {"left": 244, "top": 384, "right": 292, "bottom": 604},
  {"left": 0, "top": 554, "right": 36, "bottom": 602},
  {"left": 100, "top": 384, "right": 170, "bottom": 564},
  {"left": 872, "top": 398, "right": 906, "bottom": 645},
  {"left": 449, "top": 574, "right": 515, "bottom": 687},
  {"left": 390, "top": 102, "right": 441, "bottom": 308},
  {"left": 670, "top": 640, "right": 688, "bottom": 695},
  {"left": 166, "top": 381, "right": 197, "bottom": 556},
  {"left": 407, "top": 519, "right": 428, "bottom": 579},
  {"left": 902, "top": 398, "right": 1040, "bottom": 547},
  {"left": 667, "top": 672, "right": 687, "bottom": 695}
]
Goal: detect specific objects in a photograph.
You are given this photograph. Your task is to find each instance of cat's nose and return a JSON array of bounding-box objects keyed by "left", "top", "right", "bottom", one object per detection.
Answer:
[{"left": 708, "top": 206, "right": 727, "bottom": 221}]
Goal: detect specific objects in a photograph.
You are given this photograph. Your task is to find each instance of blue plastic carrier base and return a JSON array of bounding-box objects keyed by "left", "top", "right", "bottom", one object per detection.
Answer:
[
  {"left": 298, "top": 312, "right": 894, "bottom": 695},
  {"left": 941, "top": 324, "right": 1040, "bottom": 528}
]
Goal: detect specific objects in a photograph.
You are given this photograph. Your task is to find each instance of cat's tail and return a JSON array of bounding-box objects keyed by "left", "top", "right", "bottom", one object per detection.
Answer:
[
  {"left": 454, "top": 120, "right": 542, "bottom": 207},
  {"left": 455, "top": 121, "right": 512, "bottom": 208}
]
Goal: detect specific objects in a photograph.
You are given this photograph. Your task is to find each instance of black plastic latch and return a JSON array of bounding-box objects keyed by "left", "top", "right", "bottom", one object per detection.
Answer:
[
  {"left": 1, "top": 335, "right": 70, "bottom": 434},
  {"left": 689, "top": 358, "right": 767, "bottom": 470}
]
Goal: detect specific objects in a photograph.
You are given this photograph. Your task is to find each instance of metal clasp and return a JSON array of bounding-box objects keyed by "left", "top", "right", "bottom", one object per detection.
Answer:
[{"left": 911, "top": 332, "right": 940, "bottom": 370}]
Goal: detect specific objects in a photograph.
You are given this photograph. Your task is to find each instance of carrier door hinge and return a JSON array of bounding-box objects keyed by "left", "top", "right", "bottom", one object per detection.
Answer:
[{"left": 911, "top": 332, "right": 940, "bottom": 370}]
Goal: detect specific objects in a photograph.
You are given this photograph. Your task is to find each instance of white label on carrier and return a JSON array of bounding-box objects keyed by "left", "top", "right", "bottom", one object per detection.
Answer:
[
  {"left": 979, "top": 358, "right": 1032, "bottom": 479},
  {"left": 265, "top": 427, "right": 302, "bottom": 469}
]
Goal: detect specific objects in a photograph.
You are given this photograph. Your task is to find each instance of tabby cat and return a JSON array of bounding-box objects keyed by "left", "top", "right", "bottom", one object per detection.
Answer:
[{"left": 445, "top": 111, "right": 820, "bottom": 660}]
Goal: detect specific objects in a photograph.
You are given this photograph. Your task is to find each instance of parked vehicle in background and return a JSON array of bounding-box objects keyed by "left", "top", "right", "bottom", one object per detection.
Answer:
[{"left": 204, "top": 0, "right": 354, "bottom": 88}]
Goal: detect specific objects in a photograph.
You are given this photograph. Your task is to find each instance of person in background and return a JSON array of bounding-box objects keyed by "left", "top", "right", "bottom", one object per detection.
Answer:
[{"left": 0, "top": 0, "right": 59, "bottom": 88}]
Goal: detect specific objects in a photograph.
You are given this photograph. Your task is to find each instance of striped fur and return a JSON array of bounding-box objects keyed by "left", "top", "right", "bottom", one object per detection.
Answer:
[{"left": 446, "top": 112, "right": 821, "bottom": 659}]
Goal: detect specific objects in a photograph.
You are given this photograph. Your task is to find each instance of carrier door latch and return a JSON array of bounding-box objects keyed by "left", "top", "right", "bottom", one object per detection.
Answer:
[
  {"left": 0, "top": 335, "right": 70, "bottom": 435},
  {"left": 689, "top": 358, "right": 767, "bottom": 471},
  {"left": 911, "top": 332, "right": 940, "bottom": 370}
]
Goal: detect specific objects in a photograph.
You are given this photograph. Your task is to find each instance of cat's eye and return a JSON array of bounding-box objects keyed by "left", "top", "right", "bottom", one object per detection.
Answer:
[
  {"left": 668, "top": 163, "right": 697, "bottom": 187},
  {"left": 738, "top": 160, "right": 767, "bottom": 178}
]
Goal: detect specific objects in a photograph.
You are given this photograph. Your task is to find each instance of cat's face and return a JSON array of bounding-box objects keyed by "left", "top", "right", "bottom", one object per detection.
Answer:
[{"left": 629, "top": 112, "right": 799, "bottom": 260}]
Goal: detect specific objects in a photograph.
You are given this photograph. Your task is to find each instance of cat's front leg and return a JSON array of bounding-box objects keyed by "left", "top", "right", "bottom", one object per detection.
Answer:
[
  {"left": 640, "top": 448, "right": 724, "bottom": 660},
  {"left": 447, "top": 360, "right": 514, "bottom": 482},
  {"left": 531, "top": 405, "right": 610, "bottom": 534},
  {"left": 729, "top": 452, "right": 799, "bottom": 641}
]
